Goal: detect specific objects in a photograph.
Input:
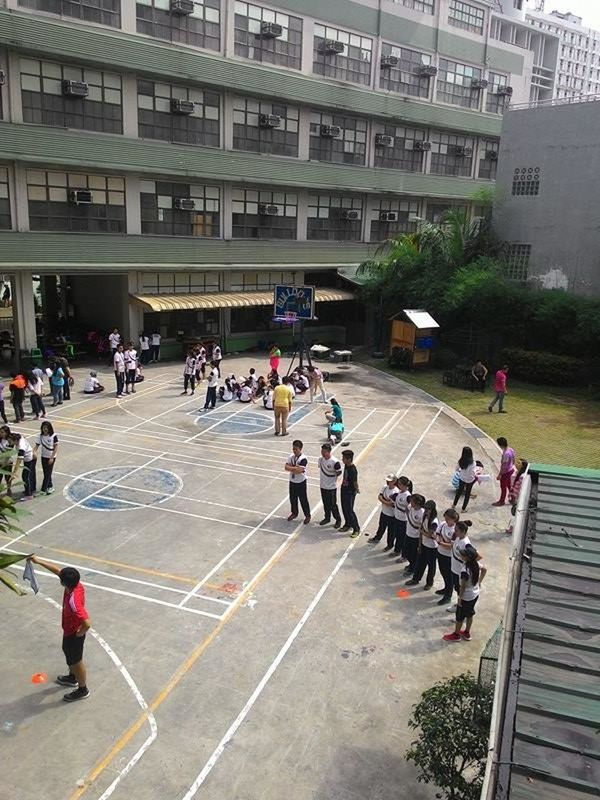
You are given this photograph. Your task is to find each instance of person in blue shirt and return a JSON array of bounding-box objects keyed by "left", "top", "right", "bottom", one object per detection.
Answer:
[{"left": 325, "top": 397, "right": 343, "bottom": 426}]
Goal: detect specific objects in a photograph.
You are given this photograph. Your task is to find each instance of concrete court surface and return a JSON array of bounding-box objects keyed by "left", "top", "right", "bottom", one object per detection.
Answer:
[{"left": 0, "top": 357, "right": 512, "bottom": 800}]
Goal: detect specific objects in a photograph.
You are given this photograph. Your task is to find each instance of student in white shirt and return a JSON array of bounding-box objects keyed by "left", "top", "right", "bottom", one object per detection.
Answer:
[
  {"left": 247, "top": 368, "right": 258, "bottom": 391},
  {"left": 443, "top": 544, "right": 486, "bottom": 642},
  {"left": 108, "top": 328, "right": 120, "bottom": 357},
  {"left": 263, "top": 387, "right": 274, "bottom": 410},
  {"left": 239, "top": 383, "right": 253, "bottom": 403},
  {"left": 448, "top": 519, "right": 473, "bottom": 612},
  {"left": 27, "top": 370, "right": 46, "bottom": 420},
  {"left": 181, "top": 350, "right": 197, "bottom": 395},
  {"left": 151, "top": 330, "right": 161, "bottom": 362},
  {"left": 434, "top": 508, "right": 459, "bottom": 605},
  {"left": 33, "top": 420, "right": 59, "bottom": 495},
  {"left": 307, "top": 365, "right": 327, "bottom": 403},
  {"left": 317, "top": 442, "right": 342, "bottom": 528},
  {"left": 203, "top": 361, "right": 219, "bottom": 410},
  {"left": 392, "top": 475, "right": 413, "bottom": 558},
  {"left": 406, "top": 500, "right": 438, "bottom": 589},
  {"left": 113, "top": 344, "right": 125, "bottom": 397},
  {"left": 453, "top": 446, "right": 477, "bottom": 511},
  {"left": 9, "top": 431, "right": 36, "bottom": 500},
  {"left": 124, "top": 343, "right": 138, "bottom": 394},
  {"left": 401, "top": 493, "right": 425, "bottom": 574},
  {"left": 139, "top": 332, "right": 150, "bottom": 365},
  {"left": 219, "top": 375, "right": 235, "bottom": 402},
  {"left": 368, "top": 474, "right": 399, "bottom": 546},
  {"left": 284, "top": 439, "right": 310, "bottom": 524},
  {"left": 212, "top": 343, "right": 222, "bottom": 377},
  {"left": 84, "top": 371, "right": 104, "bottom": 394}
]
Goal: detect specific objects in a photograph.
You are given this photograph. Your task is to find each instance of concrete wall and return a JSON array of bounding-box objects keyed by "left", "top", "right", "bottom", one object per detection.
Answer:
[{"left": 493, "top": 101, "right": 600, "bottom": 296}]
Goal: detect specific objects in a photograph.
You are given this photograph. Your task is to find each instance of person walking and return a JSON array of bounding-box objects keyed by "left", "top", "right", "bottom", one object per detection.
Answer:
[
  {"left": 27, "top": 370, "right": 46, "bottom": 420},
  {"left": 203, "top": 361, "right": 219, "bottom": 410},
  {"left": 26, "top": 556, "right": 91, "bottom": 700},
  {"left": 8, "top": 430, "right": 37, "bottom": 500},
  {"left": 139, "top": 332, "right": 150, "bottom": 365},
  {"left": 453, "top": 446, "right": 477, "bottom": 512},
  {"left": 181, "top": 350, "right": 196, "bottom": 395},
  {"left": 368, "top": 474, "right": 398, "bottom": 547},
  {"left": 124, "top": 343, "right": 138, "bottom": 394},
  {"left": 307, "top": 365, "right": 327, "bottom": 403},
  {"left": 285, "top": 439, "right": 311, "bottom": 525},
  {"left": 443, "top": 544, "right": 487, "bottom": 642},
  {"left": 340, "top": 449, "right": 360, "bottom": 537},
  {"left": 435, "top": 508, "right": 459, "bottom": 605},
  {"left": 273, "top": 377, "right": 293, "bottom": 436},
  {"left": 34, "top": 420, "right": 59, "bottom": 495},
  {"left": 269, "top": 343, "right": 281, "bottom": 374},
  {"left": 212, "top": 343, "right": 222, "bottom": 377},
  {"left": 49, "top": 363, "right": 65, "bottom": 407},
  {"left": 150, "top": 329, "right": 161, "bottom": 362},
  {"left": 317, "top": 443, "right": 342, "bottom": 528},
  {"left": 9, "top": 371, "right": 26, "bottom": 421},
  {"left": 113, "top": 344, "right": 126, "bottom": 398},
  {"left": 488, "top": 364, "right": 509, "bottom": 413},
  {"left": 493, "top": 436, "right": 516, "bottom": 506}
]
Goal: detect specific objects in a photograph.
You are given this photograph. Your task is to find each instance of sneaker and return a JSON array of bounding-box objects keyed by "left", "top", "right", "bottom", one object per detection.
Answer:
[
  {"left": 499, "top": 410, "right": 507, "bottom": 414},
  {"left": 367, "top": 536, "right": 381, "bottom": 544},
  {"left": 350, "top": 529, "right": 360, "bottom": 538},
  {"left": 446, "top": 603, "right": 457, "bottom": 612},
  {"left": 402, "top": 566, "right": 413, "bottom": 575},
  {"left": 487, "top": 407, "right": 492, "bottom": 413},
  {"left": 383, "top": 545, "right": 392, "bottom": 552},
  {"left": 56, "top": 674, "right": 78, "bottom": 686},
  {"left": 339, "top": 526, "right": 351, "bottom": 533},
  {"left": 333, "top": 521, "right": 341, "bottom": 530},
  {"left": 287, "top": 513, "right": 298, "bottom": 522},
  {"left": 388, "top": 551, "right": 397, "bottom": 558},
  {"left": 423, "top": 584, "right": 433, "bottom": 591},
  {"left": 492, "top": 501, "right": 506, "bottom": 507},
  {"left": 435, "top": 589, "right": 446, "bottom": 596},
  {"left": 274, "top": 431, "right": 280, "bottom": 436},
  {"left": 442, "top": 632, "right": 461, "bottom": 642},
  {"left": 46, "top": 487, "right": 55, "bottom": 495},
  {"left": 437, "top": 596, "right": 452, "bottom": 606},
  {"left": 396, "top": 555, "right": 407, "bottom": 563},
  {"left": 319, "top": 519, "right": 330, "bottom": 526},
  {"left": 460, "top": 630, "right": 472, "bottom": 641},
  {"left": 405, "top": 579, "right": 419, "bottom": 586},
  {"left": 20, "top": 495, "right": 33, "bottom": 502},
  {"left": 63, "top": 686, "right": 90, "bottom": 702},
  {"left": 303, "top": 516, "right": 311, "bottom": 525}
]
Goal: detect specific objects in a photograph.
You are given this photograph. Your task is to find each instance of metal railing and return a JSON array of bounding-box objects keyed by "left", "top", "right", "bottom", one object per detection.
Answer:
[{"left": 509, "top": 92, "right": 600, "bottom": 110}]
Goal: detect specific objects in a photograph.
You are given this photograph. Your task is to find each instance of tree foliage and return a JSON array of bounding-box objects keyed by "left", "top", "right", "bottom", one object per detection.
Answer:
[{"left": 406, "top": 672, "right": 494, "bottom": 800}]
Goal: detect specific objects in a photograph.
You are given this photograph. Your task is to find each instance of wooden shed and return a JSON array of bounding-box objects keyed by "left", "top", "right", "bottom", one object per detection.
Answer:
[{"left": 389, "top": 309, "right": 439, "bottom": 367}]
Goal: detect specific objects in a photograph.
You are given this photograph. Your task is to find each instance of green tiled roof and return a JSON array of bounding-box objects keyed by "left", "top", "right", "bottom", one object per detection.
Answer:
[
  {"left": 0, "top": 232, "right": 376, "bottom": 271},
  {"left": 0, "top": 10, "right": 503, "bottom": 137},
  {"left": 0, "top": 122, "right": 491, "bottom": 198},
  {"left": 502, "top": 466, "right": 600, "bottom": 800}
]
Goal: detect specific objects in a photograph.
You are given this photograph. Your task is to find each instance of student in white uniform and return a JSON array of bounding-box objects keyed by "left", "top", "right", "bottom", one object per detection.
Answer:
[
  {"left": 108, "top": 328, "right": 120, "bottom": 358},
  {"left": 9, "top": 431, "right": 36, "bottom": 500},
  {"left": 181, "top": 350, "right": 197, "bottom": 395},
  {"left": 203, "top": 361, "right": 219, "bottom": 410},
  {"left": 151, "top": 330, "right": 161, "bottom": 362},
  {"left": 139, "top": 332, "right": 150, "bottom": 365},
  {"left": 113, "top": 344, "right": 125, "bottom": 397},
  {"left": 443, "top": 544, "right": 487, "bottom": 642},
  {"left": 317, "top": 443, "right": 342, "bottom": 528},
  {"left": 247, "top": 368, "right": 258, "bottom": 391},
  {"left": 434, "top": 508, "right": 459, "bottom": 605},
  {"left": 124, "top": 343, "right": 138, "bottom": 394},
  {"left": 391, "top": 475, "right": 412, "bottom": 558},
  {"left": 448, "top": 519, "right": 473, "bottom": 612},
  {"left": 284, "top": 439, "right": 311, "bottom": 524},
  {"left": 195, "top": 345, "right": 207, "bottom": 381},
  {"left": 401, "top": 493, "right": 425, "bottom": 574},
  {"left": 34, "top": 420, "right": 59, "bottom": 495},
  {"left": 406, "top": 499, "right": 438, "bottom": 589},
  {"left": 84, "top": 371, "right": 104, "bottom": 394},
  {"left": 212, "top": 343, "right": 222, "bottom": 377},
  {"left": 219, "top": 375, "right": 235, "bottom": 402},
  {"left": 453, "top": 446, "right": 477, "bottom": 512},
  {"left": 368, "top": 474, "right": 398, "bottom": 546},
  {"left": 239, "top": 383, "right": 253, "bottom": 403},
  {"left": 263, "top": 387, "right": 274, "bottom": 410}
]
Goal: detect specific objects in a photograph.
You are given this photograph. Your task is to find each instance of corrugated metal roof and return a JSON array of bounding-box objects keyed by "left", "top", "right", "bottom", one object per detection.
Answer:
[
  {"left": 131, "top": 288, "right": 354, "bottom": 312},
  {"left": 0, "top": 10, "right": 503, "bottom": 137},
  {"left": 0, "top": 232, "right": 374, "bottom": 269},
  {"left": 504, "top": 467, "right": 600, "bottom": 799},
  {"left": 0, "top": 123, "right": 491, "bottom": 198}
]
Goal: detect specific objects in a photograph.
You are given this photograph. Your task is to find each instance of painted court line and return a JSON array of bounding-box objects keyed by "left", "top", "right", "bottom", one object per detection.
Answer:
[{"left": 184, "top": 402, "right": 254, "bottom": 444}]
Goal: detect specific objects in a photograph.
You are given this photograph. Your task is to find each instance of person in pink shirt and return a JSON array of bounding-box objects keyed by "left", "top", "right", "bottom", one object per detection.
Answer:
[
  {"left": 488, "top": 364, "right": 509, "bottom": 414},
  {"left": 493, "top": 436, "right": 516, "bottom": 506}
]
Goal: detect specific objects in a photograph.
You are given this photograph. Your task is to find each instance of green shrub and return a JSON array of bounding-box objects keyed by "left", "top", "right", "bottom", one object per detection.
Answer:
[{"left": 500, "top": 348, "right": 588, "bottom": 386}]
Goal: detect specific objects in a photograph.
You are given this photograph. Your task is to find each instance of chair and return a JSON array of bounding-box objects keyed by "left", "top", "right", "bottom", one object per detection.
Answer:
[{"left": 30, "top": 347, "right": 43, "bottom": 360}]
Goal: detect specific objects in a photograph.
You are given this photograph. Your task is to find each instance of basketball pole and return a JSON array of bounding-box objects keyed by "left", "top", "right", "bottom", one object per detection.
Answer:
[{"left": 286, "top": 319, "right": 313, "bottom": 376}]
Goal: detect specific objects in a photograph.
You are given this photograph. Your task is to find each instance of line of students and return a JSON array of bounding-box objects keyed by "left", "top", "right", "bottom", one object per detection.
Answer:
[
  {"left": 368, "top": 473, "right": 487, "bottom": 642},
  {"left": 0, "top": 421, "right": 59, "bottom": 500}
]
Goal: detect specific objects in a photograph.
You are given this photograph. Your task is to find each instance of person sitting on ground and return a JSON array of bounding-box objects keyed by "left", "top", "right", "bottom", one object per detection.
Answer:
[
  {"left": 263, "top": 386, "right": 274, "bottom": 410},
  {"left": 135, "top": 365, "right": 144, "bottom": 383},
  {"left": 325, "top": 397, "right": 343, "bottom": 425},
  {"left": 247, "top": 368, "right": 258, "bottom": 391},
  {"left": 295, "top": 371, "right": 310, "bottom": 394},
  {"left": 267, "top": 368, "right": 281, "bottom": 385},
  {"left": 239, "top": 381, "right": 254, "bottom": 403},
  {"left": 219, "top": 375, "right": 235, "bottom": 402},
  {"left": 83, "top": 371, "right": 104, "bottom": 394},
  {"left": 255, "top": 376, "right": 267, "bottom": 398},
  {"left": 328, "top": 420, "right": 344, "bottom": 444}
]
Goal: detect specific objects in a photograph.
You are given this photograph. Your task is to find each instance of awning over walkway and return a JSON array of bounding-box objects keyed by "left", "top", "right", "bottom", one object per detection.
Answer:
[{"left": 130, "top": 288, "right": 354, "bottom": 313}]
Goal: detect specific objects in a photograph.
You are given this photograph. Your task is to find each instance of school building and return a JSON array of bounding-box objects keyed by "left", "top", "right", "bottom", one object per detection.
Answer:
[{"left": 0, "top": 0, "right": 558, "bottom": 359}]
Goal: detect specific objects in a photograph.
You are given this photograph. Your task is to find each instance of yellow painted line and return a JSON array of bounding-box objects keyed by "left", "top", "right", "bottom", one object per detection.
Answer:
[{"left": 67, "top": 409, "right": 399, "bottom": 800}]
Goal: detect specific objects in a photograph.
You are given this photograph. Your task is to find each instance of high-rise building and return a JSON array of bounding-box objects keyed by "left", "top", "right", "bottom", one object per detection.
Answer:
[
  {"left": 0, "top": 0, "right": 558, "bottom": 356},
  {"left": 527, "top": 5, "right": 600, "bottom": 99}
]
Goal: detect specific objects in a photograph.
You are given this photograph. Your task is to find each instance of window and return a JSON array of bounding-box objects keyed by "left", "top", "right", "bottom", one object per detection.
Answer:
[
  {"left": 20, "top": 59, "right": 122, "bottom": 134},
  {"left": 309, "top": 112, "right": 367, "bottom": 166},
  {"left": 512, "top": 167, "right": 541, "bottom": 195},
  {"left": 369, "top": 198, "right": 420, "bottom": 242},
  {"left": 230, "top": 271, "right": 296, "bottom": 291},
  {"left": 505, "top": 244, "right": 531, "bottom": 281},
  {"left": 231, "top": 188, "right": 297, "bottom": 239},
  {"left": 379, "top": 44, "right": 433, "bottom": 99},
  {"left": 234, "top": 2, "right": 302, "bottom": 70},
  {"left": 137, "top": 80, "right": 220, "bottom": 147},
  {"left": 430, "top": 132, "right": 475, "bottom": 177},
  {"left": 437, "top": 59, "right": 483, "bottom": 109},
  {"left": 391, "top": 0, "right": 434, "bottom": 13},
  {"left": 373, "top": 124, "right": 426, "bottom": 172},
  {"left": 233, "top": 98, "right": 299, "bottom": 157},
  {"left": 141, "top": 271, "right": 221, "bottom": 293},
  {"left": 426, "top": 202, "right": 467, "bottom": 224},
  {"left": 478, "top": 140, "right": 499, "bottom": 180},
  {"left": 448, "top": 1, "right": 485, "bottom": 35},
  {"left": 0, "top": 167, "right": 10, "bottom": 230},
  {"left": 307, "top": 194, "right": 363, "bottom": 241},
  {"left": 140, "top": 180, "right": 220, "bottom": 237},
  {"left": 313, "top": 24, "right": 372, "bottom": 86},
  {"left": 486, "top": 72, "right": 509, "bottom": 114},
  {"left": 18, "top": 0, "right": 120, "bottom": 28},
  {"left": 136, "top": 0, "right": 220, "bottom": 51},
  {"left": 26, "top": 170, "right": 126, "bottom": 232}
]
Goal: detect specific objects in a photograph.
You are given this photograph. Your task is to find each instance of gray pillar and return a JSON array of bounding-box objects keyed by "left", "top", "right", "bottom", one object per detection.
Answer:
[{"left": 12, "top": 271, "right": 37, "bottom": 353}]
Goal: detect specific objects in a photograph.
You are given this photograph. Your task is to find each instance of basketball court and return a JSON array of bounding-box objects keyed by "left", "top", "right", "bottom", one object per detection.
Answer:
[{"left": 1, "top": 357, "right": 511, "bottom": 800}]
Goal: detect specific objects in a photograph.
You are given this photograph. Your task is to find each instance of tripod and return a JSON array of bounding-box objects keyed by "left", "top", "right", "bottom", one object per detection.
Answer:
[{"left": 286, "top": 320, "right": 313, "bottom": 375}]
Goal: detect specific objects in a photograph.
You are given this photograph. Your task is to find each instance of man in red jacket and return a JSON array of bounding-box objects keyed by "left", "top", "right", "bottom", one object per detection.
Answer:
[{"left": 28, "top": 556, "right": 92, "bottom": 702}]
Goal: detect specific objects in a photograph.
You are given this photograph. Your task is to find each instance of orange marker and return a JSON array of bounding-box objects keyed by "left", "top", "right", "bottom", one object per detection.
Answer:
[
  {"left": 396, "top": 589, "right": 410, "bottom": 599},
  {"left": 31, "top": 673, "right": 48, "bottom": 684}
]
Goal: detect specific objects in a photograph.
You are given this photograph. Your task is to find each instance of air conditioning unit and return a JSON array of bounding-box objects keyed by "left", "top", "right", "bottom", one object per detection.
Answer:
[
  {"left": 170, "top": 0, "right": 194, "bottom": 15},
  {"left": 486, "top": 150, "right": 499, "bottom": 161},
  {"left": 320, "top": 124, "right": 341, "bottom": 139},
  {"left": 452, "top": 145, "right": 472, "bottom": 157},
  {"left": 416, "top": 64, "right": 438, "bottom": 77},
  {"left": 319, "top": 39, "right": 345, "bottom": 55},
  {"left": 170, "top": 98, "right": 195, "bottom": 115},
  {"left": 61, "top": 80, "right": 89, "bottom": 98},
  {"left": 375, "top": 133, "right": 394, "bottom": 147},
  {"left": 341, "top": 209, "right": 360, "bottom": 221},
  {"left": 68, "top": 189, "right": 93, "bottom": 205},
  {"left": 497, "top": 85, "right": 514, "bottom": 96},
  {"left": 259, "top": 113, "right": 281, "bottom": 129},
  {"left": 0, "top": 70, "right": 5, "bottom": 86},
  {"left": 471, "top": 78, "right": 489, "bottom": 89},
  {"left": 258, "top": 204, "right": 279, "bottom": 216},
  {"left": 379, "top": 211, "right": 398, "bottom": 222},
  {"left": 260, "top": 21, "right": 283, "bottom": 38},
  {"left": 173, "top": 198, "right": 196, "bottom": 211},
  {"left": 413, "top": 140, "right": 431, "bottom": 151},
  {"left": 380, "top": 55, "right": 399, "bottom": 68}
]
